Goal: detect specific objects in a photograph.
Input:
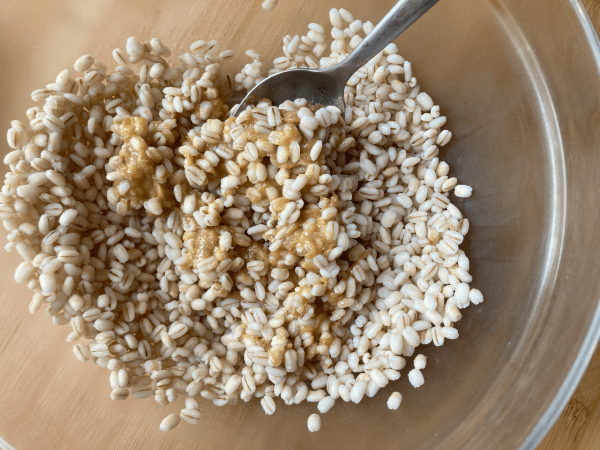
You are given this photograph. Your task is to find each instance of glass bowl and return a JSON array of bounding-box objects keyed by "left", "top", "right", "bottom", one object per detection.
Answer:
[{"left": 1, "top": 0, "right": 599, "bottom": 448}]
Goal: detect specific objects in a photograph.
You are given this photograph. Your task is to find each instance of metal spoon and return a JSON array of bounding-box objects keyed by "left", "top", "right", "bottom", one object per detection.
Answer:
[{"left": 232, "top": 0, "right": 439, "bottom": 116}]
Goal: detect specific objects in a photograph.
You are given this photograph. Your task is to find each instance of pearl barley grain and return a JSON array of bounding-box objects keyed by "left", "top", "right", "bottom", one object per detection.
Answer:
[
  {"left": 454, "top": 185, "right": 473, "bottom": 198},
  {"left": 180, "top": 408, "right": 201, "bottom": 424},
  {"left": 1, "top": 6, "right": 481, "bottom": 436},
  {"left": 307, "top": 413, "right": 321, "bottom": 432},
  {"left": 408, "top": 369, "right": 425, "bottom": 388},
  {"left": 73, "top": 54, "right": 94, "bottom": 72},
  {"left": 317, "top": 396, "right": 335, "bottom": 413},
  {"left": 160, "top": 414, "right": 181, "bottom": 432},
  {"left": 262, "top": 0, "right": 278, "bottom": 11},
  {"left": 110, "top": 388, "right": 129, "bottom": 401},
  {"left": 73, "top": 343, "right": 91, "bottom": 362},
  {"left": 469, "top": 288, "right": 484, "bottom": 305},
  {"left": 414, "top": 354, "right": 427, "bottom": 370},
  {"left": 261, "top": 395, "right": 276, "bottom": 415},
  {"left": 387, "top": 392, "right": 402, "bottom": 410}
]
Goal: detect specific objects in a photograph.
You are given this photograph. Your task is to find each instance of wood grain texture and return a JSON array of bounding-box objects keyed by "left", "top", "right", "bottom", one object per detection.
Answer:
[
  {"left": 582, "top": 0, "right": 600, "bottom": 28},
  {"left": 537, "top": 2, "right": 600, "bottom": 448}
]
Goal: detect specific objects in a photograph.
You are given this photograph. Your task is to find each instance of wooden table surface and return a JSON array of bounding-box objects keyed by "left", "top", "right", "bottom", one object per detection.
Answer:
[{"left": 537, "top": 3, "right": 600, "bottom": 449}]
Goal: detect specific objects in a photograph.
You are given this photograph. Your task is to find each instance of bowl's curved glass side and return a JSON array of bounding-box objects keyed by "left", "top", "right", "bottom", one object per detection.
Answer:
[
  {"left": 0, "top": 0, "right": 599, "bottom": 449},
  {"left": 512, "top": 0, "right": 600, "bottom": 448},
  {"left": 441, "top": 0, "right": 600, "bottom": 448}
]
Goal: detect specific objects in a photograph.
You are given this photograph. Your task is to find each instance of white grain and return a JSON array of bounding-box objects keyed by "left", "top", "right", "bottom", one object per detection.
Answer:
[
  {"left": 387, "top": 392, "right": 402, "bottom": 410},
  {"left": 307, "top": 413, "right": 321, "bottom": 432}
]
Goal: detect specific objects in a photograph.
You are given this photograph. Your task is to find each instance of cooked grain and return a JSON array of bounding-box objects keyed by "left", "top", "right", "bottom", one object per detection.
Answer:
[{"left": 1, "top": 7, "right": 481, "bottom": 434}]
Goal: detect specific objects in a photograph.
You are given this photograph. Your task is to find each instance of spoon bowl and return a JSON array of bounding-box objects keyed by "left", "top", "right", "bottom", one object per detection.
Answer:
[
  {"left": 233, "top": 0, "right": 439, "bottom": 115},
  {"left": 233, "top": 67, "right": 346, "bottom": 113}
]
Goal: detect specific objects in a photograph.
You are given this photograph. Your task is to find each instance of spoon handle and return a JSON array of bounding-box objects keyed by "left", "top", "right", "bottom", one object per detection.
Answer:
[{"left": 332, "top": 0, "right": 439, "bottom": 82}]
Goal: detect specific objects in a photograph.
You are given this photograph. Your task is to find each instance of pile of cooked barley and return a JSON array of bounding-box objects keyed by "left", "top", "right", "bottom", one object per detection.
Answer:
[{"left": 1, "top": 7, "right": 481, "bottom": 433}]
